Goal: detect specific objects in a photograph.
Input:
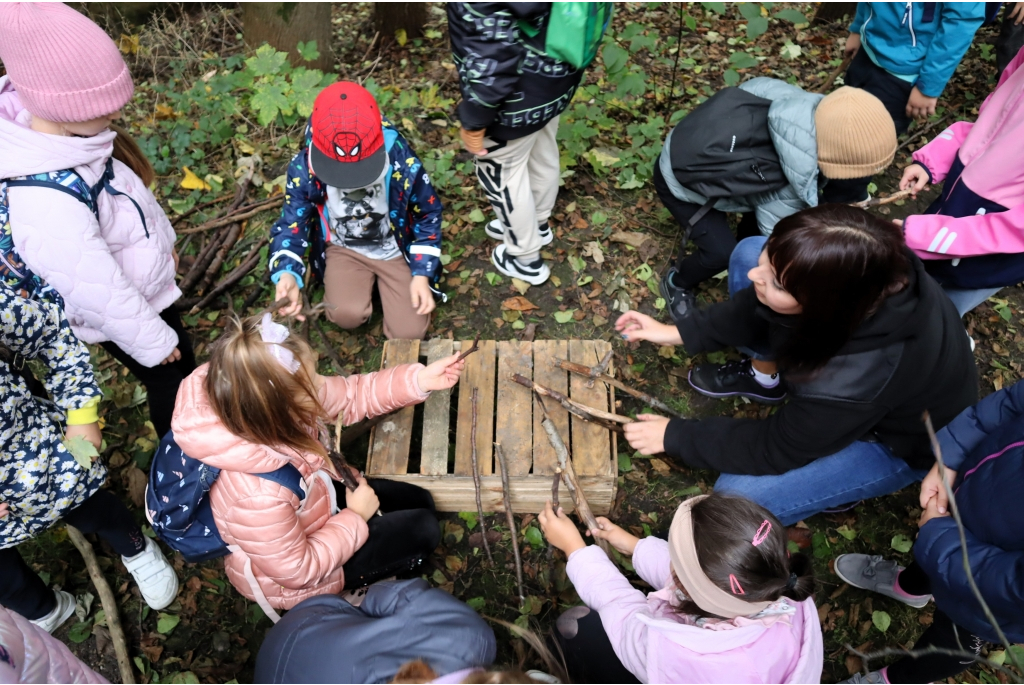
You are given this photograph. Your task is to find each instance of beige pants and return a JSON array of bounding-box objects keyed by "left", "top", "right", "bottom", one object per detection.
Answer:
[
  {"left": 475, "top": 116, "right": 561, "bottom": 259},
  {"left": 322, "top": 245, "right": 430, "bottom": 340}
]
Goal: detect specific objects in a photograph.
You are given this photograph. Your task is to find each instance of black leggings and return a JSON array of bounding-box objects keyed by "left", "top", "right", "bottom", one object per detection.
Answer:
[
  {"left": 883, "top": 562, "right": 986, "bottom": 683},
  {"left": 334, "top": 478, "right": 440, "bottom": 588},
  {"left": 0, "top": 489, "right": 145, "bottom": 620},
  {"left": 100, "top": 307, "right": 196, "bottom": 439},
  {"left": 552, "top": 605, "right": 641, "bottom": 684},
  {"left": 844, "top": 48, "right": 914, "bottom": 135}
]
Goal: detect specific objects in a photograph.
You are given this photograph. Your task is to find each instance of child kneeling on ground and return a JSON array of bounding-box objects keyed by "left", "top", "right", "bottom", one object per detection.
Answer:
[
  {"left": 169, "top": 313, "right": 464, "bottom": 613},
  {"left": 539, "top": 492, "right": 823, "bottom": 684}
]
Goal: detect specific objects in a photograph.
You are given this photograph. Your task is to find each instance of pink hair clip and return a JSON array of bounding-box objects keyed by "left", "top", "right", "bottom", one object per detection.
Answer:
[
  {"left": 752, "top": 520, "right": 772, "bottom": 547},
  {"left": 260, "top": 313, "right": 300, "bottom": 375},
  {"left": 729, "top": 574, "right": 745, "bottom": 595}
]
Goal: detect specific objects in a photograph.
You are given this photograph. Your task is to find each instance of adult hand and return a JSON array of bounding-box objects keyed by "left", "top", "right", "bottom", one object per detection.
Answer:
[
  {"left": 410, "top": 275, "right": 436, "bottom": 316},
  {"left": 538, "top": 501, "right": 586, "bottom": 555},
  {"left": 615, "top": 310, "right": 683, "bottom": 345},
  {"left": 844, "top": 32, "right": 861, "bottom": 59},
  {"left": 589, "top": 517, "right": 640, "bottom": 555},
  {"left": 623, "top": 414, "right": 670, "bottom": 456},
  {"left": 899, "top": 163, "right": 930, "bottom": 197},
  {"left": 919, "top": 462, "right": 957, "bottom": 515},
  {"left": 66, "top": 421, "right": 103, "bottom": 450},
  {"left": 160, "top": 347, "right": 181, "bottom": 365},
  {"left": 918, "top": 494, "right": 950, "bottom": 528},
  {"left": 417, "top": 353, "right": 465, "bottom": 392},
  {"left": 906, "top": 87, "right": 938, "bottom": 120},
  {"left": 347, "top": 476, "right": 380, "bottom": 522},
  {"left": 274, "top": 273, "right": 305, "bottom": 321},
  {"left": 1010, "top": 2, "right": 1024, "bottom": 24},
  {"left": 460, "top": 127, "right": 487, "bottom": 156}
]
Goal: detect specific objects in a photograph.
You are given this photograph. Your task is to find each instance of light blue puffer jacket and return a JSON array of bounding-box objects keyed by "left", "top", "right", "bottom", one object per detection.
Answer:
[{"left": 660, "top": 77, "right": 823, "bottom": 235}]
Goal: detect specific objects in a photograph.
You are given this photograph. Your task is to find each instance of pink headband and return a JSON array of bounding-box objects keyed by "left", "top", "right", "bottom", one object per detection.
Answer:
[{"left": 668, "top": 496, "right": 773, "bottom": 618}]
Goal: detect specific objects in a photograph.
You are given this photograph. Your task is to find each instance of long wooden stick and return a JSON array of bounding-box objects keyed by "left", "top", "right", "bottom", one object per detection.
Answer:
[
  {"left": 184, "top": 238, "right": 268, "bottom": 312},
  {"left": 174, "top": 197, "right": 284, "bottom": 235},
  {"left": 853, "top": 188, "right": 915, "bottom": 209},
  {"left": 815, "top": 55, "right": 852, "bottom": 93},
  {"left": 66, "top": 525, "right": 135, "bottom": 684},
  {"left": 536, "top": 395, "right": 611, "bottom": 557},
  {"left": 586, "top": 349, "right": 614, "bottom": 388},
  {"left": 495, "top": 442, "right": 525, "bottom": 606},
  {"left": 552, "top": 357, "right": 683, "bottom": 418},
  {"left": 471, "top": 389, "right": 494, "bottom": 564},
  {"left": 510, "top": 373, "right": 631, "bottom": 428}
]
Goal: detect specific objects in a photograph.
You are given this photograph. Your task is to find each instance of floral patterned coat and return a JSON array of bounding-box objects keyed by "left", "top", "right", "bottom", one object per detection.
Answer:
[{"left": 0, "top": 285, "right": 104, "bottom": 549}]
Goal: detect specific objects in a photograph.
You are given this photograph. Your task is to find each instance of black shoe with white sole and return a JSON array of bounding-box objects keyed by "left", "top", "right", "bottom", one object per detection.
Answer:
[
  {"left": 485, "top": 219, "right": 554, "bottom": 246},
  {"left": 491, "top": 244, "right": 551, "bottom": 285},
  {"left": 688, "top": 358, "right": 786, "bottom": 404}
]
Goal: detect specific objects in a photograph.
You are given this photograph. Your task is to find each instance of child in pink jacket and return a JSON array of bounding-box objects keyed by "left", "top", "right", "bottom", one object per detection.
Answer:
[
  {"left": 898, "top": 46, "right": 1024, "bottom": 316},
  {"left": 539, "top": 492, "right": 823, "bottom": 684},
  {"left": 169, "top": 313, "right": 464, "bottom": 615},
  {"left": 0, "top": 3, "right": 192, "bottom": 437}
]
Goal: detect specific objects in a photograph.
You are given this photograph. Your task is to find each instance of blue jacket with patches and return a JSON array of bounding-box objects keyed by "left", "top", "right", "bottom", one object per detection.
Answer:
[
  {"left": 914, "top": 380, "right": 1024, "bottom": 642},
  {"left": 268, "top": 119, "right": 444, "bottom": 299}
]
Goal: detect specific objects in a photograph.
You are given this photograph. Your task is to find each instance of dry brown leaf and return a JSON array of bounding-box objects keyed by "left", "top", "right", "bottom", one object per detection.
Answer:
[
  {"left": 125, "top": 465, "right": 148, "bottom": 508},
  {"left": 502, "top": 296, "right": 539, "bottom": 311},
  {"left": 844, "top": 655, "right": 863, "bottom": 676},
  {"left": 610, "top": 230, "right": 654, "bottom": 249},
  {"left": 650, "top": 459, "right": 672, "bottom": 476}
]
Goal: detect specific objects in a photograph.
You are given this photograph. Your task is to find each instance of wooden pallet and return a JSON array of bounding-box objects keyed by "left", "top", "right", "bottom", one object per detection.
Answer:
[{"left": 365, "top": 339, "right": 617, "bottom": 514}]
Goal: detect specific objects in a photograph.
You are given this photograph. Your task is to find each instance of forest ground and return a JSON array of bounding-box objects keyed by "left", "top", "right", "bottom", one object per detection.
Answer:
[{"left": 14, "top": 3, "right": 1024, "bottom": 684}]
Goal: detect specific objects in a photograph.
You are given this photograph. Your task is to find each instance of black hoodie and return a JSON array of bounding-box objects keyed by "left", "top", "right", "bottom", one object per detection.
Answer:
[{"left": 664, "top": 252, "right": 978, "bottom": 475}]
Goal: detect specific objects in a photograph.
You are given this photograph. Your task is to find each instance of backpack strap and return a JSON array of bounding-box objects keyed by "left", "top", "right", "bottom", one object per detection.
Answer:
[
  {"left": 687, "top": 197, "right": 717, "bottom": 229},
  {"left": 253, "top": 463, "right": 306, "bottom": 501},
  {"left": 92, "top": 159, "right": 149, "bottom": 238}
]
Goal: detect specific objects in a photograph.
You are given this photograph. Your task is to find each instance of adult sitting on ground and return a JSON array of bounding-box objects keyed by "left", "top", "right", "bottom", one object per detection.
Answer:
[{"left": 615, "top": 204, "right": 977, "bottom": 525}]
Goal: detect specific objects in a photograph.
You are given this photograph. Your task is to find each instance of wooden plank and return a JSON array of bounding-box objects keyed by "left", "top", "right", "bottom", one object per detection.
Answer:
[
  {"left": 367, "top": 339, "right": 421, "bottom": 475},
  {"left": 494, "top": 341, "right": 534, "bottom": 476},
  {"left": 370, "top": 474, "right": 615, "bottom": 515},
  {"left": 569, "top": 339, "right": 612, "bottom": 476},
  {"left": 453, "top": 340, "right": 497, "bottom": 476},
  {"left": 420, "top": 339, "right": 455, "bottom": 475},
  {"left": 531, "top": 340, "right": 569, "bottom": 475}
]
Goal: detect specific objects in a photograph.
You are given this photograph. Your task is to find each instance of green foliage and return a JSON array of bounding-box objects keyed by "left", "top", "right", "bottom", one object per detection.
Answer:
[{"left": 872, "top": 610, "right": 892, "bottom": 633}]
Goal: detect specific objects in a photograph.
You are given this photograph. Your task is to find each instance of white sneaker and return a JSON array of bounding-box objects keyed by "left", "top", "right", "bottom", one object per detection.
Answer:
[
  {"left": 122, "top": 537, "right": 179, "bottom": 610},
  {"left": 29, "top": 589, "right": 76, "bottom": 634},
  {"left": 485, "top": 219, "right": 554, "bottom": 246},
  {"left": 491, "top": 244, "right": 550, "bottom": 285}
]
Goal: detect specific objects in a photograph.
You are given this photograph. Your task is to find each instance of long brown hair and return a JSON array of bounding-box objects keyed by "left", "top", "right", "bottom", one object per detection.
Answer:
[
  {"left": 766, "top": 204, "right": 911, "bottom": 374},
  {"left": 204, "top": 314, "right": 326, "bottom": 457},
  {"left": 110, "top": 122, "right": 155, "bottom": 187}
]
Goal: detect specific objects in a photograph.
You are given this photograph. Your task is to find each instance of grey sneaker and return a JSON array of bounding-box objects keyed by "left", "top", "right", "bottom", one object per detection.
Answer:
[
  {"left": 834, "top": 554, "right": 931, "bottom": 609},
  {"left": 840, "top": 670, "right": 887, "bottom": 684}
]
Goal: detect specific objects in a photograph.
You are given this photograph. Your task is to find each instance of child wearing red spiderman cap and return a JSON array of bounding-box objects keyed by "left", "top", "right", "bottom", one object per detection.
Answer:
[{"left": 268, "top": 81, "right": 444, "bottom": 339}]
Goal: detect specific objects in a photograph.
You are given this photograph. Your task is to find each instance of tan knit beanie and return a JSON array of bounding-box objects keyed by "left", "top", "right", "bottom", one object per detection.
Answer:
[{"left": 815, "top": 87, "right": 897, "bottom": 180}]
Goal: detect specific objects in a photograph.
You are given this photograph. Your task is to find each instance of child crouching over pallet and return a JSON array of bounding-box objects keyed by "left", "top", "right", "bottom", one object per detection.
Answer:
[{"left": 162, "top": 313, "right": 464, "bottom": 617}]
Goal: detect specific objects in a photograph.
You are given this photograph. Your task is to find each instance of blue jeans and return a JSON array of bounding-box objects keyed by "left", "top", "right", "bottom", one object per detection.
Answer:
[
  {"left": 715, "top": 440, "right": 929, "bottom": 525},
  {"left": 728, "top": 236, "right": 771, "bottom": 360},
  {"left": 942, "top": 286, "right": 1001, "bottom": 318}
]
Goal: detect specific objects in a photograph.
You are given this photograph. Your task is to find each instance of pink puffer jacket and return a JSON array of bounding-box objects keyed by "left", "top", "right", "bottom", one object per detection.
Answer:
[
  {"left": 0, "top": 77, "right": 179, "bottom": 367},
  {"left": 0, "top": 605, "right": 107, "bottom": 684},
  {"left": 171, "top": 362, "right": 428, "bottom": 611}
]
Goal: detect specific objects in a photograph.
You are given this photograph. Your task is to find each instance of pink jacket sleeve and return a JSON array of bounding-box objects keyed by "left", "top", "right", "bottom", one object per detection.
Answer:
[
  {"left": 8, "top": 188, "right": 178, "bottom": 367},
  {"left": 320, "top": 363, "right": 429, "bottom": 426},
  {"left": 912, "top": 121, "right": 974, "bottom": 185},
  {"left": 0, "top": 605, "right": 107, "bottom": 684},
  {"left": 631, "top": 536, "right": 673, "bottom": 590},
  {"left": 904, "top": 203, "right": 1024, "bottom": 259}
]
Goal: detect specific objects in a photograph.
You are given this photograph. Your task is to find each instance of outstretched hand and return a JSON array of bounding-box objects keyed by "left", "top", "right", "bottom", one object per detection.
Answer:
[
  {"left": 538, "top": 501, "right": 586, "bottom": 555},
  {"left": 899, "top": 163, "right": 930, "bottom": 198},
  {"left": 615, "top": 310, "right": 682, "bottom": 345},
  {"left": 589, "top": 517, "right": 639, "bottom": 555},
  {"left": 623, "top": 414, "right": 670, "bottom": 456},
  {"left": 417, "top": 353, "right": 466, "bottom": 393}
]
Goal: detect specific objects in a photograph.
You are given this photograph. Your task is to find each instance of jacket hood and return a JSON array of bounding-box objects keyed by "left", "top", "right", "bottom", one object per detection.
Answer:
[
  {"left": 171, "top": 364, "right": 321, "bottom": 477},
  {"left": 0, "top": 77, "right": 116, "bottom": 179}
]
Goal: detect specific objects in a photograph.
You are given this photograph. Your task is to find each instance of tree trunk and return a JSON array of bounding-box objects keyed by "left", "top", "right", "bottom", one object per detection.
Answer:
[
  {"left": 241, "top": 3, "right": 333, "bottom": 72},
  {"left": 373, "top": 2, "right": 427, "bottom": 41},
  {"left": 811, "top": 2, "right": 858, "bottom": 26}
]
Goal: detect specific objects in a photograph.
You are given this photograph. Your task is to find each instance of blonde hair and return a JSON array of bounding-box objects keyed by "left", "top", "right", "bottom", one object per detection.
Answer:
[
  {"left": 110, "top": 123, "right": 155, "bottom": 187},
  {"left": 205, "top": 314, "right": 325, "bottom": 457}
]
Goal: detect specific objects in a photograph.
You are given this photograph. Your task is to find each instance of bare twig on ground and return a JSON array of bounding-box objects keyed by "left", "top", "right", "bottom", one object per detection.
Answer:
[
  {"left": 853, "top": 188, "right": 915, "bottom": 209},
  {"left": 302, "top": 292, "right": 346, "bottom": 374},
  {"left": 816, "top": 56, "right": 852, "bottom": 93},
  {"left": 897, "top": 114, "right": 952, "bottom": 153},
  {"left": 509, "top": 373, "right": 630, "bottom": 432},
  {"left": 66, "top": 525, "right": 135, "bottom": 684},
  {"left": 552, "top": 357, "right": 683, "bottom": 418},
  {"left": 193, "top": 221, "right": 241, "bottom": 296},
  {"left": 174, "top": 196, "right": 284, "bottom": 235},
  {"left": 170, "top": 194, "right": 232, "bottom": 227},
  {"left": 455, "top": 334, "right": 481, "bottom": 363},
  {"left": 242, "top": 271, "right": 272, "bottom": 311},
  {"left": 182, "top": 238, "right": 267, "bottom": 312},
  {"left": 471, "top": 388, "right": 494, "bottom": 564},
  {"left": 495, "top": 442, "right": 525, "bottom": 606},
  {"left": 178, "top": 229, "right": 227, "bottom": 294},
  {"left": 847, "top": 643, "right": 1021, "bottom": 683}
]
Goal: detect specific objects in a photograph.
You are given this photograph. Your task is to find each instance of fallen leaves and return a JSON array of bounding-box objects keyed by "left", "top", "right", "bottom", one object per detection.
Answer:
[
  {"left": 63, "top": 435, "right": 99, "bottom": 469},
  {"left": 502, "top": 296, "right": 539, "bottom": 312},
  {"left": 180, "top": 166, "right": 211, "bottom": 191}
]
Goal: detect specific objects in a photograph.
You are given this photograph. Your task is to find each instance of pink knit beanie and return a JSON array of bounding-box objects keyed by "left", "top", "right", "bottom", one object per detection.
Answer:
[{"left": 0, "top": 2, "right": 134, "bottom": 122}]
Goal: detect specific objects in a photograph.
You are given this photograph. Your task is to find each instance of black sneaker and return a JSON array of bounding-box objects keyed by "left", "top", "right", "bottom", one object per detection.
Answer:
[
  {"left": 688, "top": 358, "right": 786, "bottom": 404},
  {"left": 659, "top": 267, "right": 698, "bottom": 324},
  {"left": 485, "top": 219, "right": 554, "bottom": 246},
  {"left": 491, "top": 244, "right": 551, "bottom": 285}
]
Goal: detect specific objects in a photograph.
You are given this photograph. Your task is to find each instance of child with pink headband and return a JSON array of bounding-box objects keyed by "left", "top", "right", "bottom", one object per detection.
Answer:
[{"left": 539, "top": 492, "right": 824, "bottom": 683}]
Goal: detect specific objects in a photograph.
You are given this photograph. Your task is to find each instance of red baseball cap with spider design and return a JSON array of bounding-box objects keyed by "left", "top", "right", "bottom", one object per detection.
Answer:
[{"left": 309, "top": 81, "right": 387, "bottom": 188}]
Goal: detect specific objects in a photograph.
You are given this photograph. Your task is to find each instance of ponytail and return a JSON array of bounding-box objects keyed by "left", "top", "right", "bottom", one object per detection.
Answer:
[
  {"left": 778, "top": 552, "right": 816, "bottom": 603},
  {"left": 110, "top": 123, "right": 155, "bottom": 187}
]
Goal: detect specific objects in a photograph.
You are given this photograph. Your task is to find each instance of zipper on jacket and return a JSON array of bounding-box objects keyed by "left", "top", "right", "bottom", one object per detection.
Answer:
[{"left": 902, "top": 2, "right": 917, "bottom": 47}]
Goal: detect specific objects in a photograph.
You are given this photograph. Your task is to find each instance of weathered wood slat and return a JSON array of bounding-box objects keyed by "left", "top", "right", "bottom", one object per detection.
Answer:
[
  {"left": 420, "top": 339, "right": 455, "bottom": 475},
  {"left": 569, "top": 339, "right": 612, "bottom": 476},
  {"left": 453, "top": 340, "right": 496, "bottom": 475},
  {"left": 495, "top": 340, "right": 533, "bottom": 476},
  {"left": 367, "top": 339, "right": 421, "bottom": 475},
  {"left": 531, "top": 340, "right": 569, "bottom": 474}
]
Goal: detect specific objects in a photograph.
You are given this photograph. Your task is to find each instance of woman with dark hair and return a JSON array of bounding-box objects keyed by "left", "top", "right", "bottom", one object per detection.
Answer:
[{"left": 615, "top": 204, "right": 977, "bottom": 524}]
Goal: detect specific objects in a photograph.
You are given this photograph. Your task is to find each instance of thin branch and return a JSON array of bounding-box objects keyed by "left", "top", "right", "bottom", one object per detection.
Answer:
[
  {"left": 170, "top": 193, "right": 232, "bottom": 227},
  {"left": 66, "top": 526, "right": 135, "bottom": 684},
  {"left": 853, "top": 188, "right": 915, "bottom": 209},
  {"left": 455, "top": 334, "right": 481, "bottom": 363},
  {"left": 495, "top": 442, "right": 525, "bottom": 606},
  {"left": 922, "top": 411, "right": 1023, "bottom": 675},
  {"left": 303, "top": 292, "right": 346, "bottom": 374},
  {"left": 551, "top": 469, "right": 561, "bottom": 512},
  {"left": 471, "top": 388, "right": 494, "bottom": 564},
  {"left": 174, "top": 197, "right": 284, "bottom": 235},
  {"left": 181, "top": 238, "right": 268, "bottom": 313},
  {"left": 510, "top": 373, "right": 630, "bottom": 431},
  {"left": 815, "top": 55, "right": 852, "bottom": 93},
  {"left": 552, "top": 357, "right": 683, "bottom": 418},
  {"left": 847, "top": 643, "right": 1021, "bottom": 683},
  {"left": 897, "top": 114, "right": 952, "bottom": 153},
  {"left": 586, "top": 349, "right": 614, "bottom": 388}
]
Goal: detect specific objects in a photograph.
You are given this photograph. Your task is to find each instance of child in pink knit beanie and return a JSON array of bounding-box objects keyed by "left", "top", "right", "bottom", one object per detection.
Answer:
[{"left": 0, "top": 4, "right": 195, "bottom": 440}]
